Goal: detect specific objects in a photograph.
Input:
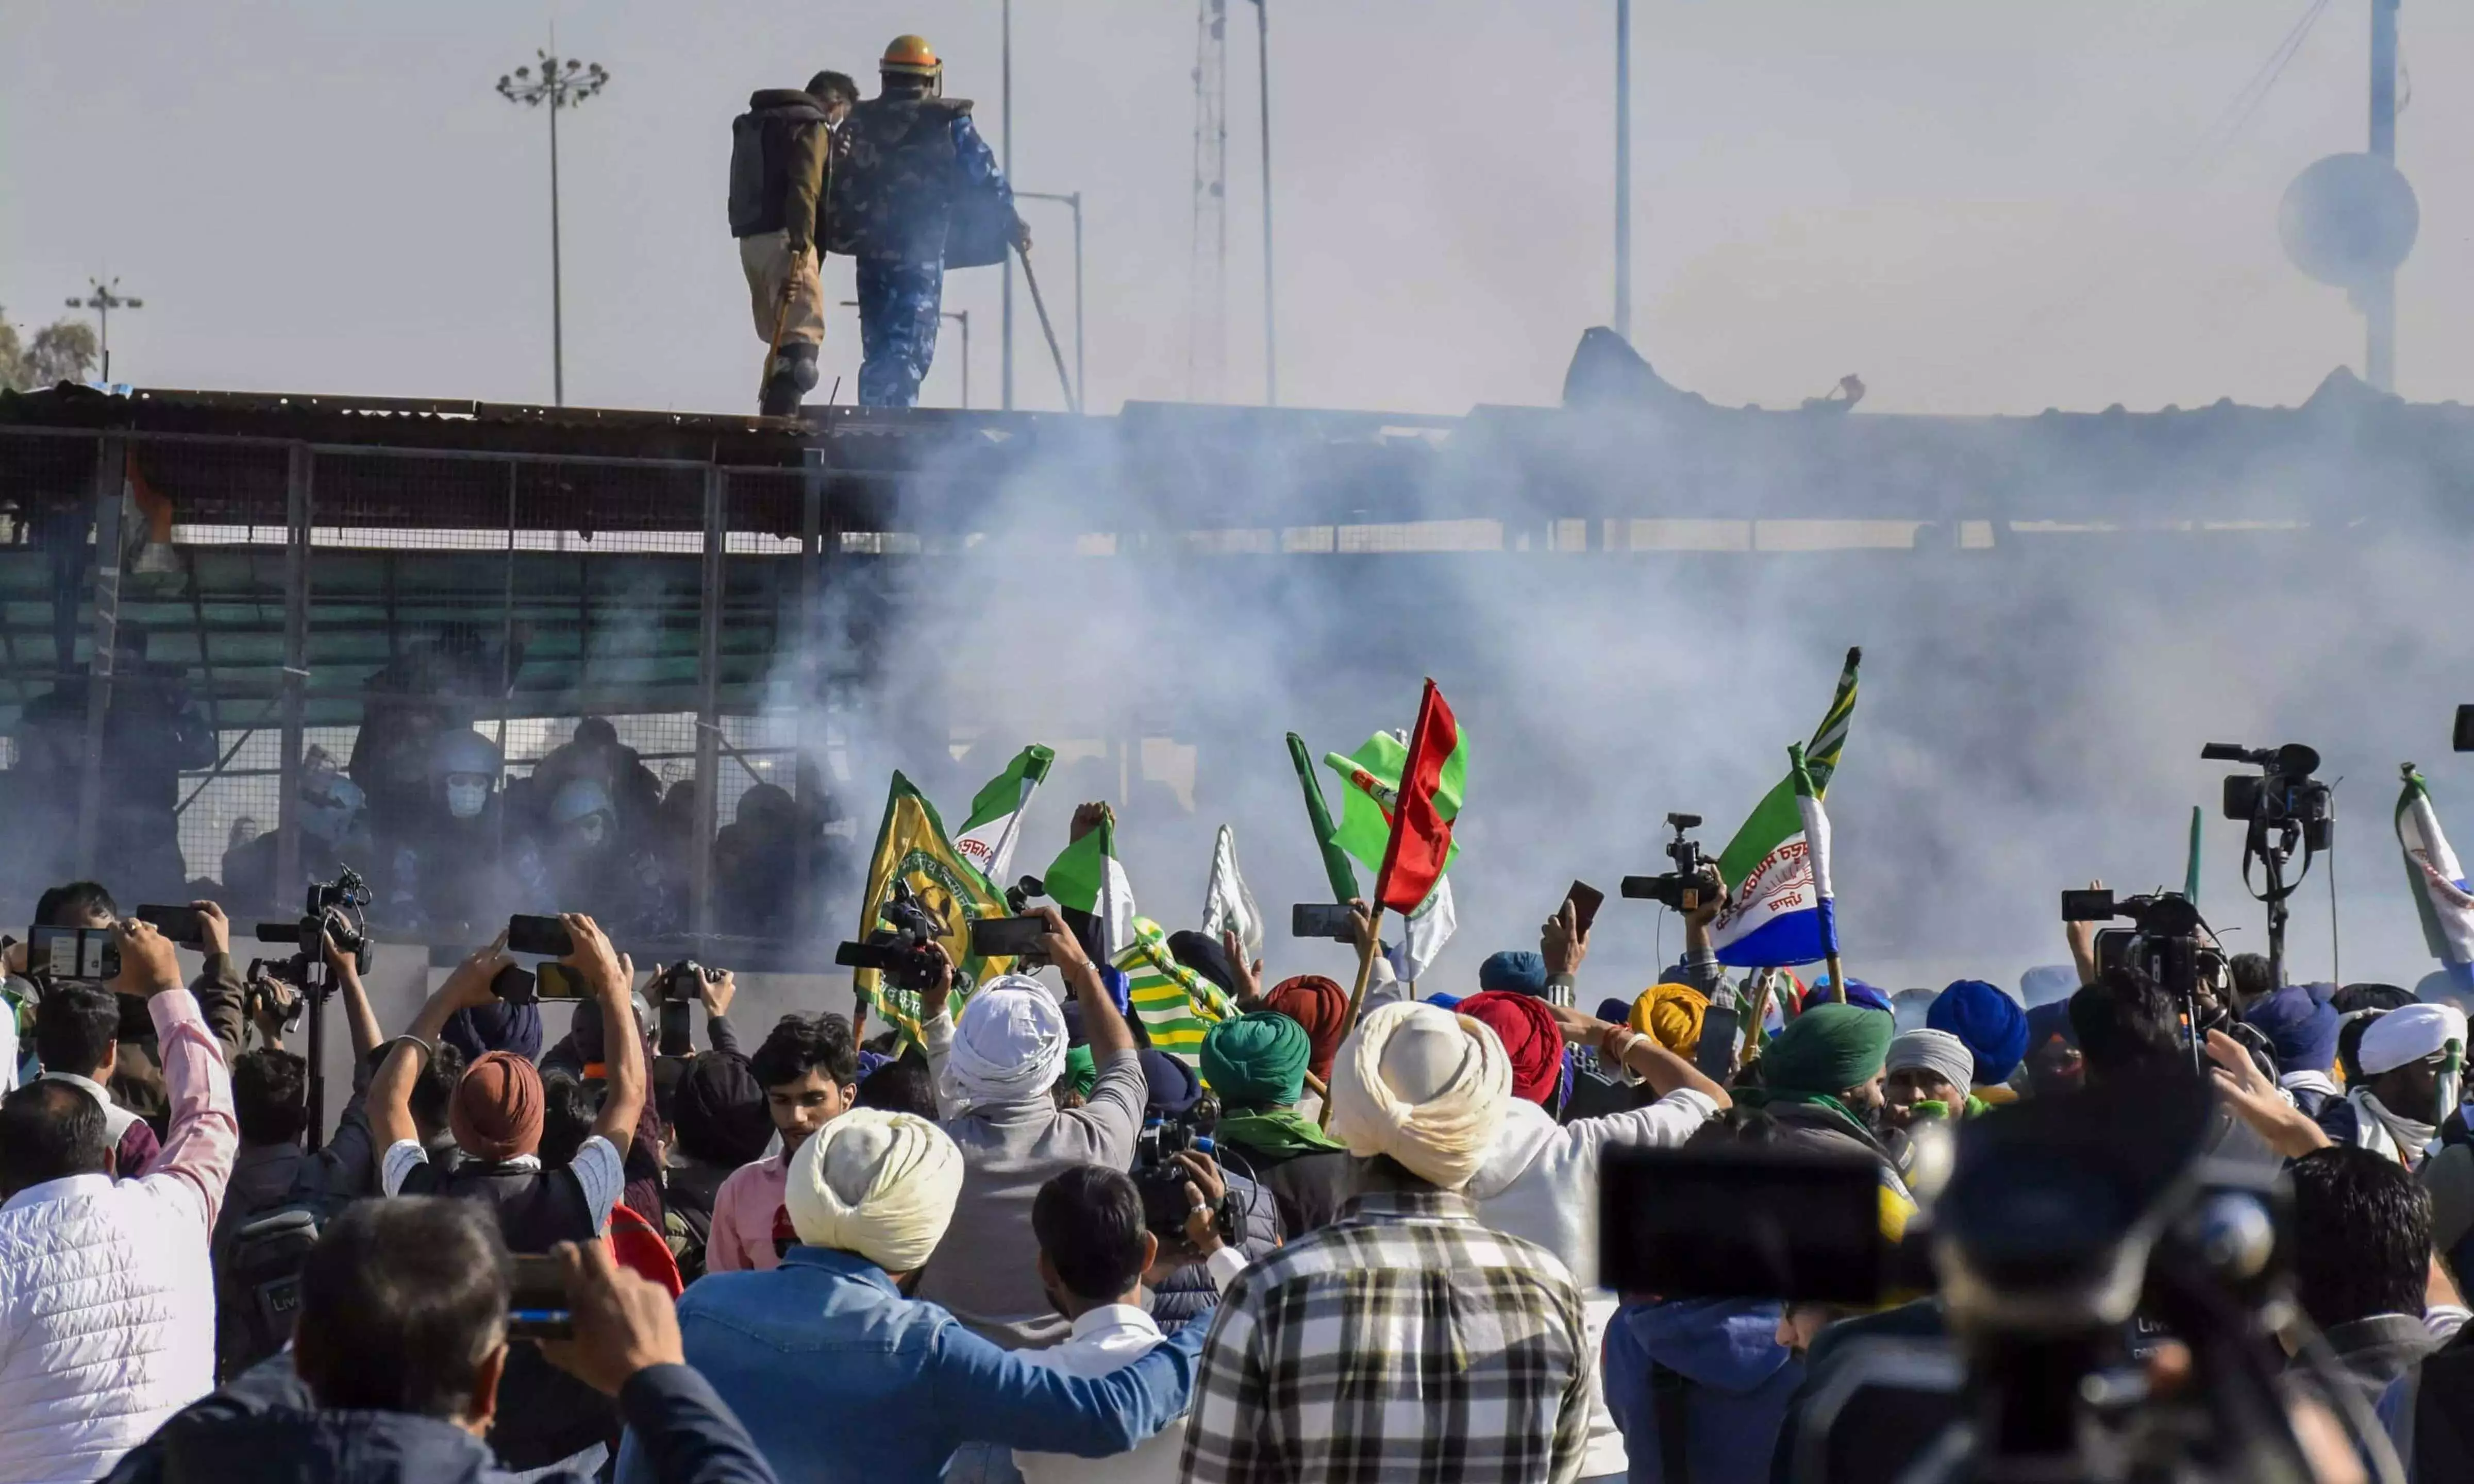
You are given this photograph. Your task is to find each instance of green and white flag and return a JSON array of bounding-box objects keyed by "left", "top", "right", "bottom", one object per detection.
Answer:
[
  {"left": 1322, "top": 729, "right": 1463, "bottom": 879},
  {"left": 1044, "top": 809, "right": 1137, "bottom": 958},
  {"left": 952, "top": 744, "right": 1055, "bottom": 888}
]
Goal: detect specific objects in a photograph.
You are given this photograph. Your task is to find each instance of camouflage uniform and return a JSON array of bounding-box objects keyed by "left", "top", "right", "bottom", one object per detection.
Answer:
[{"left": 829, "top": 91, "right": 1015, "bottom": 408}]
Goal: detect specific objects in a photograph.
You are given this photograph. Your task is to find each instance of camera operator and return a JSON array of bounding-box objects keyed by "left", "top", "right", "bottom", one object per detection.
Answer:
[
  {"left": 0, "top": 917, "right": 235, "bottom": 1483},
  {"left": 918, "top": 904, "right": 1149, "bottom": 1348},
  {"left": 366, "top": 915, "right": 643, "bottom": 1473},
  {"left": 106, "top": 1198, "right": 782, "bottom": 1484}
]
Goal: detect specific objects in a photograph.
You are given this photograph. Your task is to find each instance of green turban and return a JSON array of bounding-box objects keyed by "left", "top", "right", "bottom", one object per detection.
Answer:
[
  {"left": 1760, "top": 1003, "right": 1893, "bottom": 1097},
  {"left": 1200, "top": 1011, "right": 1311, "bottom": 1109},
  {"left": 1064, "top": 1044, "right": 1096, "bottom": 1101}
]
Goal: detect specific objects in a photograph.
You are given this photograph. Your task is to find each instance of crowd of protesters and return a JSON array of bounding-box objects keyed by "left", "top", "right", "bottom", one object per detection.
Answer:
[{"left": 6, "top": 815, "right": 2474, "bottom": 1484}]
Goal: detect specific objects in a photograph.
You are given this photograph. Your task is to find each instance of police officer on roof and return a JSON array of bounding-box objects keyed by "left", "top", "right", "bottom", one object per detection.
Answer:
[{"left": 826, "top": 35, "right": 1028, "bottom": 408}]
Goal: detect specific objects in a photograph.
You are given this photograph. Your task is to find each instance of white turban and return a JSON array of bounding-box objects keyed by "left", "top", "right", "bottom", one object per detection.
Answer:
[
  {"left": 1885, "top": 1028, "right": 1976, "bottom": 1098},
  {"left": 1326, "top": 999, "right": 1511, "bottom": 1190},
  {"left": 784, "top": 1107, "right": 963, "bottom": 1272},
  {"left": 940, "top": 974, "right": 1068, "bottom": 1112},
  {"left": 2358, "top": 1003, "right": 2468, "bottom": 1076}
]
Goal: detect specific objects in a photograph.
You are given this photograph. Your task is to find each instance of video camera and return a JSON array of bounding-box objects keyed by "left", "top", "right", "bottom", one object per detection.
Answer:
[
  {"left": 249, "top": 867, "right": 375, "bottom": 1153},
  {"left": 1622, "top": 813, "right": 1720, "bottom": 912},
  {"left": 2062, "top": 887, "right": 2222, "bottom": 1072},
  {"left": 1601, "top": 1080, "right": 2369, "bottom": 1484},
  {"left": 832, "top": 878, "right": 946, "bottom": 993},
  {"left": 1132, "top": 1113, "right": 1239, "bottom": 1248},
  {"left": 2201, "top": 741, "right": 2331, "bottom": 990}
]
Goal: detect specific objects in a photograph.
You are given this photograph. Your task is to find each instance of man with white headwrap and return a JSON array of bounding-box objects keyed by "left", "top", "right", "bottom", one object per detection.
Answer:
[
  {"left": 2316, "top": 1003, "right": 2467, "bottom": 1169},
  {"left": 916, "top": 906, "right": 1147, "bottom": 1344},
  {"left": 1181, "top": 1000, "right": 1594, "bottom": 1484},
  {"left": 639, "top": 1107, "right": 1208, "bottom": 1484}
]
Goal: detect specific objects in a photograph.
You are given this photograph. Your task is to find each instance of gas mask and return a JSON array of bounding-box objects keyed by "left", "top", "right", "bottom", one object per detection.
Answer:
[
  {"left": 445, "top": 775, "right": 492, "bottom": 820},
  {"left": 572, "top": 814, "right": 610, "bottom": 849}
]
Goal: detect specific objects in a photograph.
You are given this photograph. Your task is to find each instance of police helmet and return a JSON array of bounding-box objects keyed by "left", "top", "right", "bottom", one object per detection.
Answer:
[
  {"left": 431, "top": 728, "right": 503, "bottom": 780},
  {"left": 550, "top": 778, "right": 615, "bottom": 827}
]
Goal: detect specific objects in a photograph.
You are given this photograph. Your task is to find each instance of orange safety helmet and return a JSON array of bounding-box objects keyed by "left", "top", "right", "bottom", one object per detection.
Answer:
[{"left": 879, "top": 35, "right": 942, "bottom": 81}]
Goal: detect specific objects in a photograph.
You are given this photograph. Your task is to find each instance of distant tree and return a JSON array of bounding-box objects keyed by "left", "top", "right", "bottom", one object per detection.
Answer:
[{"left": 0, "top": 307, "right": 100, "bottom": 390}]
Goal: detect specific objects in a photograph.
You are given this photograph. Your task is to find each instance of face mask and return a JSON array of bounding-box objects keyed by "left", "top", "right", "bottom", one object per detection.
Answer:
[
  {"left": 574, "top": 816, "right": 609, "bottom": 848},
  {"left": 445, "top": 780, "right": 491, "bottom": 819}
]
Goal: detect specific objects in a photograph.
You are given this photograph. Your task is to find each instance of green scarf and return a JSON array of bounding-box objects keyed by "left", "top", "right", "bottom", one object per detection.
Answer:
[
  {"left": 1216, "top": 1106, "right": 1346, "bottom": 1158},
  {"left": 1738, "top": 1086, "right": 1877, "bottom": 1142}
]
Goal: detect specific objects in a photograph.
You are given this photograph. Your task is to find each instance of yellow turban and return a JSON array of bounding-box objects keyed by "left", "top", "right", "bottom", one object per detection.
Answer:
[
  {"left": 784, "top": 1108, "right": 963, "bottom": 1273},
  {"left": 1630, "top": 983, "right": 1710, "bottom": 1057}
]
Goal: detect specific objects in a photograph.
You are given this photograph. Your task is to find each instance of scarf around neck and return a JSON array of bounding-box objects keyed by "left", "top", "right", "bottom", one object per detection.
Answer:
[
  {"left": 1216, "top": 1106, "right": 1346, "bottom": 1158},
  {"left": 2352, "top": 1087, "right": 2437, "bottom": 1166}
]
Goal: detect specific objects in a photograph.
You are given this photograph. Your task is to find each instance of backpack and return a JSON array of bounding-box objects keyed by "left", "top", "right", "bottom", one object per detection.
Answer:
[{"left": 219, "top": 1204, "right": 321, "bottom": 1377}]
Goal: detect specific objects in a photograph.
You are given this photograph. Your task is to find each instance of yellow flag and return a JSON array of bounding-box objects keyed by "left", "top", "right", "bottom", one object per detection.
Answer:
[{"left": 853, "top": 772, "right": 1016, "bottom": 1047}]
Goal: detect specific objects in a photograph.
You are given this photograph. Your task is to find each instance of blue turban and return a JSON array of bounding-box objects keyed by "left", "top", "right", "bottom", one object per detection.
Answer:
[
  {"left": 1139, "top": 1048, "right": 1202, "bottom": 1117},
  {"left": 1928, "top": 980, "right": 2029, "bottom": 1086},
  {"left": 2242, "top": 983, "right": 2338, "bottom": 1075},
  {"left": 2018, "top": 965, "right": 2081, "bottom": 1009},
  {"left": 442, "top": 1001, "right": 543, "bottom": 1065},
  {"left": 1799, "top": 978, "right": 1892, "bottom": 1016},
  {"left": 1479, "top": 951, "right": 1549, "bottom": 998}
]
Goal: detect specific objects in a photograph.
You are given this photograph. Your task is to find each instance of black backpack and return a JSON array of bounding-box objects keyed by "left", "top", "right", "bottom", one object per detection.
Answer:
[{"left": 218, "top": 1204, "right": 320, "bottom": 1378}]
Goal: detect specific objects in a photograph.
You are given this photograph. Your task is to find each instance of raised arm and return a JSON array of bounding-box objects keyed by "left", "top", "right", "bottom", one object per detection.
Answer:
[
  {"left": 119, "top": 919, "right": 238, "bottom": 1228},
  {"left": 325, "top": 924, "right": 384, "bottom": 1062},
  {"left": 1546, "top": 1002, "right": 1732, "bottom": 1110},
  {"left": 370, "top": 935, "right": 511, "bottom": 1154},
  {"left": 570, "top": 915, "right": 643, "bottom": 1146},
  {"left": 927, "top": 1307, "right": 1207, "bottom": 1457}
]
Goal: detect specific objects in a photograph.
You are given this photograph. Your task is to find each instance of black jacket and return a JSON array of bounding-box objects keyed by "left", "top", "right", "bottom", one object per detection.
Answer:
[{"left": 104, "top": 1354, "right": 778, "bottom": 1484}]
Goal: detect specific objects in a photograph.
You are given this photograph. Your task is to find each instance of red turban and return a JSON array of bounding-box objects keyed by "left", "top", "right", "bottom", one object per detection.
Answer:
[
  {"left": 1457, "top": 990, "right": 1564, "bottom": 1107},
  {"left": 452, "top": 1051, "right": 545, "bottom": 1162},
  {"left": 1264, "top": 975, "right": 1349, "bottom": 1085}
]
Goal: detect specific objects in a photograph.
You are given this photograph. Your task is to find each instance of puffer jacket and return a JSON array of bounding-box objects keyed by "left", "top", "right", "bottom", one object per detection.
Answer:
[
  {"left": 1145, "top": 1167, "right": 1281, "bottom": 1332},
  {"left": 0, "top": 992, "right": 237, "bottom": 1483}
]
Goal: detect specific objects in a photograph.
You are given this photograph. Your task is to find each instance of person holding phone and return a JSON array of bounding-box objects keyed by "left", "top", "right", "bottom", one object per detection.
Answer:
[{"left": 366, "top": 915, "right": 645, "bottom": 1472}]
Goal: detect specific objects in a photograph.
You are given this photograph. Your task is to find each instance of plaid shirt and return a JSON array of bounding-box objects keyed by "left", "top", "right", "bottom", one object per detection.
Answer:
[{"left": 1177, "top": 1187, "right": 1591, "bottom": 1483}]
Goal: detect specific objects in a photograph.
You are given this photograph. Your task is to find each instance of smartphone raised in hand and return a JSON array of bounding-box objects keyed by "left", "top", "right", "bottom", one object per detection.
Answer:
[
  {"left": 136, "top": 904, "right": 208, "bottom": 949},
  {"left": 1563, "top": 881, "right": 1605, "bottom": 937},
  {"left": 507, "top": 915, "right": 575, "bottom": 957},
  {"left": 506, "top": 1253, "right": 574, "bottom": 1341},
  {"left": 491, "top": 964, "right": 538, "bottom": 1005},
  {"left": 29, "top": 925, "right": 119, "bottom": 982},
  {"left": 968, "top": 916, "right": 1050, "bottom": 959},
  {"left": 658, "top": 999, "right": 694, "bottom": 1057},
  {"left": 1292, "top": 903, "right": 1356, "bottom": 942},
  {"left": 533, "top": 962, "right": 587, "bottom": 1001}
]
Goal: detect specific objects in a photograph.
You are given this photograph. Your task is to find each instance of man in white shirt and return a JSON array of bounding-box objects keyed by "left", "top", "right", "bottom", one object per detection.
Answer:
[{"left": 1012, "top": 1161, "right": 1244, "bottom": 1483}]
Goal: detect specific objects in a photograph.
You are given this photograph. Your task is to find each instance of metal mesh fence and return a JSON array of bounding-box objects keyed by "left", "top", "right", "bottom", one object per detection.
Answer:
[{"left": 0, "top": 427, "right": 835, "bottom": 956}]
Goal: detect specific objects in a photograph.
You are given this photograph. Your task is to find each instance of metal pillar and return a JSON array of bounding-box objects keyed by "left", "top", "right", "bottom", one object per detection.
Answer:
[
  {"left": 1001, "top": 0, "right": 1015, "bottom": 411},
  {"left": 2366, "top": 0, "right": 2400, "bottom": 393},
  {"left": 690, "top": 468, "right": 726, "bottom": 938},
  {"left": 1252, "top": 0, "right": 1275, "bottom": 405},
  {"left": 275, "top": 444, "right": 312, "bottom": 903},
  {"left": 1016, "top": 191, "right": 1085, "bottom": 408},
  {"left": 71, "top": 438, "right": 126, "bottom": 881},
  {"left": 1613, "top": 0, "right": 1632, "bottom": 343},
  {"left": 792, "top": 449, "right": 824, "bottom": 933}
]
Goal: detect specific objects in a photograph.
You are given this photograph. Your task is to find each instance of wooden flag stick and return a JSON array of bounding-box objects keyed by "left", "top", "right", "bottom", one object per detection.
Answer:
[
  {"left": 1825, "top": 951, "right": 1847, "bottom": 1005},
  {"left": 1319, "top": 904, "right": 1386, "bottom": 1129}
]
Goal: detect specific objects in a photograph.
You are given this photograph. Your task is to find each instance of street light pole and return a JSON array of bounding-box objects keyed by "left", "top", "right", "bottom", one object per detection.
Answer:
[
  {"left": 65, "top": 278, "right": 144, "bottom": 383},
  {"left": 1249, "top": 0, "right": 1275, "bottom": 406},
  {"left": 1015, "top": 190, "right": 1083, "bottom": 409},
  {"left": 1613, "top": 0, "right": 1632, "bottom": 342},
  {"left": 1001, "top": 0, "right": 1015, "bottom": 411},
  {"left": 2366, "top": 0, "right": 2399, "bottom": 393},
  {"left": 497, "top": 48, "right": 610, "bottom": 408}
]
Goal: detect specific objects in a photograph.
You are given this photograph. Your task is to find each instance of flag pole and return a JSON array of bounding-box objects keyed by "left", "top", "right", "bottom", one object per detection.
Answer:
[
  {"left": 1320, "top": 904, "right": 1386, "bottom": 1130},
  {"left": 1825, "top": 952, "right": 1846, "bottom": 1005},
  {"left": 1742, "top": 967, "right": 1777, "bottom": 1058}
]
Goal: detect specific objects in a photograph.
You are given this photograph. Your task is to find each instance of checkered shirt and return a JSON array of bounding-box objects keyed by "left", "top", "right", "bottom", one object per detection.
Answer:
[{"left": 1177, "top": 1187, "right": 1592, "bottom": 1483}]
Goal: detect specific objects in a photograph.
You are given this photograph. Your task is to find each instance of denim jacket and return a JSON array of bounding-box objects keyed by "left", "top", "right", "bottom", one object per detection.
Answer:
[{"left": 629, "top": 1244, "right": 1207, "bottom": 1483}]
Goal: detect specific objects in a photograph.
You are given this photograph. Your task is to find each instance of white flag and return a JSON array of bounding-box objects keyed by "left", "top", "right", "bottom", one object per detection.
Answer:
[
  {"left": 2399, "top": 765, "right": 2474, "bottom": 971},
  {"left": 1387, "top": 876, "right": 1458, "bottom": 985},
  {"left": 1199, "top": 825, "right": 1265, "bottom": 960}
]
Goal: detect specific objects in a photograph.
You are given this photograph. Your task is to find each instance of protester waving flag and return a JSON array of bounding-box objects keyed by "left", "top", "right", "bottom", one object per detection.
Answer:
[
  {"left": 1116, "top": 917, "right": 1239, "bottom": 1068},
  {"left": 1044, "top": 806, "right": 1138, "bottom": 958},
  {"left": 2399, "top": 764, "right": 2474, "bottom": 992},
  {"left": 1375, "top": 680, "right": 1467, "bottom": 915},
  {"left": 1712, "top": 745, "right": 1841, "bottom": 968},
  {"left": 951, "top": 744, "right": 1054, "bottom": 888},
  {"left": 852, "top": 772, "right": 1018, "bottom": 1046},
  {"left": 1200, "top": 824, "right": 1265, "bottom": 960}
]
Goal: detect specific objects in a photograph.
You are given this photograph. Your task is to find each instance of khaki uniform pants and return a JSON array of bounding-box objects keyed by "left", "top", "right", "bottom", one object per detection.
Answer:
[{"left": 739, "top": 229, "right": 826, "bottom": 350}]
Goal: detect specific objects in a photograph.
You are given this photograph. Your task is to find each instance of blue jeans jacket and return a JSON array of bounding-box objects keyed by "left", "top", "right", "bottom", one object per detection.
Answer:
[{"left": 623, "top": 1245, "right": 1207, "bottom": 1484}]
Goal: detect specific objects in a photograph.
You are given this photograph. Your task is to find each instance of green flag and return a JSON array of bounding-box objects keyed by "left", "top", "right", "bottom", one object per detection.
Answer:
[
  {"left": 952, "top": 744, "right": 1054, "bottom": 888},
  {"left": 1322, "top": 729, "right": 1463, "bottom": 879},
  {"left": 1044, "top": 811, "right": 1136, "bottom": 958},
  {"left": 1286, "top": 732, "right": 1360, "bottom": 902}
]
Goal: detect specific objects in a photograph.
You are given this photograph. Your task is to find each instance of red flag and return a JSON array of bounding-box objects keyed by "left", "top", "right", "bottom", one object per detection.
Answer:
[{"left": 1375, "top": 679, "right": 1464, "bottom": 914}]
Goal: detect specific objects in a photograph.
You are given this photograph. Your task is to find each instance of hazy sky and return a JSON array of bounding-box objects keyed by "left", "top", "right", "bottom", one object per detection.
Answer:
[{"left": 5, "top": 1, "right": 2466, "bottom": 418}]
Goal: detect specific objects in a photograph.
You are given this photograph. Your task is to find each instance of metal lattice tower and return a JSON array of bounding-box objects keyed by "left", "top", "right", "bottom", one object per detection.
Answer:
[{"left": 1187, "top": 0, "right": 1229, "bottom": 402}]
